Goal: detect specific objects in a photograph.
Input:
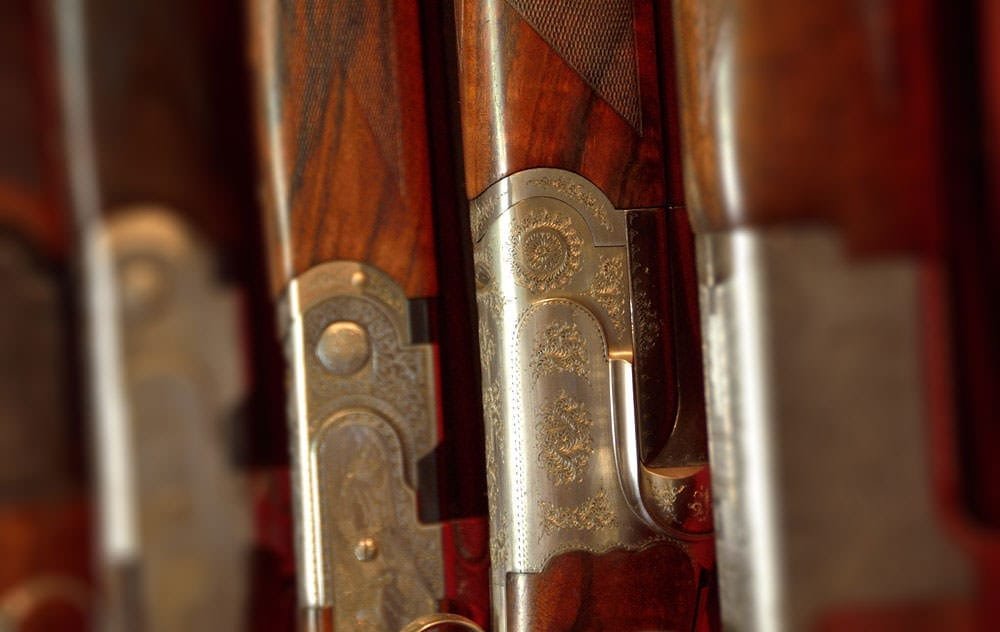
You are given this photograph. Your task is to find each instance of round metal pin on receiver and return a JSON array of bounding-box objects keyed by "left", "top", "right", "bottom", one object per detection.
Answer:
[
  {"left": 353, "top": 537, "right": 378, "bottom": 562},
  {"left": 315, "top": 321, "right": 370, "bottom": 376}
]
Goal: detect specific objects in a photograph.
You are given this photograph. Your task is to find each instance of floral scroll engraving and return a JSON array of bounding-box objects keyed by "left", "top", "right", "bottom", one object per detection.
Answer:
[
  {"left": 529, "top": 321, "right": 589, "bottom": 382},
  {"left": 587, "top": 254, "right": 628, "bottom": 337},
  {"left": 539, "top": 489, "right": 617, "bottom": 536},
  {"left": 528, "top": 175, "right": 613, "bottom": 231},
  {"left": 535, "top": 391, "right": 594, "bottom": 486}
]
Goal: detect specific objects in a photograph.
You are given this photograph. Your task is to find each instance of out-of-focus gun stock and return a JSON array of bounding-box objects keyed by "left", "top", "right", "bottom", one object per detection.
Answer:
[
  {"left": 42, "top": 0, "right": 293, "bottom": 630},
  {"left": 672, "top": 0, "right": 999, "bottom": 629}
]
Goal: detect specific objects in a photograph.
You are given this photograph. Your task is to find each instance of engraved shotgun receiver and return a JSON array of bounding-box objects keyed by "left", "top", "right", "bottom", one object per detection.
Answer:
[
  {"left": 456, "top": 0, "right": 717, "bottom": 629},
  {"left": 249, "top": 0, "right": 490, "bottom": 629}
]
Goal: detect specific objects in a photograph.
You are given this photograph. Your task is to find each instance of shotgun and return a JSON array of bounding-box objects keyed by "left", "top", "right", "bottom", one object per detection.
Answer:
[
  {"left": 248, "top": 0, "right": 491, "bottom": 629},
  {"left": 454, "top": 0, "right": 717, "bottom": 628},
  {"left": 48, "top": 0, "right": 282, "bottom": 629},
  {"left": 0, "top": 3, "right": 91, "bottom": 629},
  {"left": 671, "top": 0, "right": 982, "bottom": 629}
]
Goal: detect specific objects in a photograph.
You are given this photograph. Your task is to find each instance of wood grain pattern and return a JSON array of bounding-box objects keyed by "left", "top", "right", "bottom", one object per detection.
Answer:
[
  {"left": 505, "top": 541, "right": 713, "bottom": 632},
  {"left": 251, "top": 1, "right": 490, "bottom": 624},
  {"left": 456, "top": 0, "right": 666, "bottom": 207},
  {"left": 672, "top": 0, "right": 942, "bottom": 254},
  {"left": 251, "top": 0, "right": 438, "bottom": 297}
]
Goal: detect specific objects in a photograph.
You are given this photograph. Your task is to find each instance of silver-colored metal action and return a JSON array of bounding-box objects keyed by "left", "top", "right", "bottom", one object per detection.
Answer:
[
  {"left": 696, "top": 227, "right": 971, "bottom": 631},
  {"left": 280, "top": 261, "right": 444, "bottom": 631},
  {"left": 108, "top": 208, "right": 251, "bottom": 632},
  {"left": 470, "top": 169, "right": 712, "bottom": 628}
]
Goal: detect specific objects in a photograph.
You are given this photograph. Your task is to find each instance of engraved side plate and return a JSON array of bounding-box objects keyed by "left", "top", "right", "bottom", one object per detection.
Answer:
[
  {"left": 471, "top": 169, "right": 712, "bottom": 619},
  {"left": 281, "top": 262, "right": 444, "bottom": 630}
]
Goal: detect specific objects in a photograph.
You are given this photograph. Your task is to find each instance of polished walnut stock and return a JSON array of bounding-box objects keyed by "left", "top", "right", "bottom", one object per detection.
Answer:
[
  {"left": 250, "top": 0, "right": 438, "bottom": 299},
  {"left": 456, "top": 1, "right": 715, "bottom": 629},
  {"left": 250, "top": 0, "right": 489, "bottom": 629},
  {"left": 456, "top": 0, "right": 668, "bottom": 209}
]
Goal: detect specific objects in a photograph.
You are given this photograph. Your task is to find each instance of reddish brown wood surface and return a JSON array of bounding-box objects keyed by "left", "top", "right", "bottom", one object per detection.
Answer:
[
  {"left": 0, "top": 6, "right": 92, "bottom": 630},
  {"left": 816, "top": 600, "right": 975, "bottom": 632},
  {"left": 440, "top": 518, "right": 491, "bottom": 626},
  {"left": 456, "top": 0, "right": 666, "bottom": 207},
  {"left": 247, "top": 468, "right": 297, "bottom": 632},
  {"left": 0, "top": 501, "right": 92, "bottom": 631},
  {"left": 82, "top": 0, "right": 288, "bottom": 470},
  {"left": 506, "top": 541, "right": 714, "bottom": 631},
  {"left": 251, "top": 1, "right": 490, "bottom": 624},
  {"left": 672, "top": 0, "right": 942, "bottom": 255},
  {"left": 84, "top": 0, "right": 259, "bottom": 249},
  {"left": 0, "top": 2, "right": 69, "bottom": 257},
  {"left": 250, "top": 0, "right": 438, "bottom": 297}
]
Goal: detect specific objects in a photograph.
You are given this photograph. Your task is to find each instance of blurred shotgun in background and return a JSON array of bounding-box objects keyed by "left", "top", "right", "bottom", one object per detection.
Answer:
[
  {"left": 44, "top": 0, "right": 292, "bottom": 630},
  {"left": 672, "top": 0, "right": 999, "bottom": 629}
]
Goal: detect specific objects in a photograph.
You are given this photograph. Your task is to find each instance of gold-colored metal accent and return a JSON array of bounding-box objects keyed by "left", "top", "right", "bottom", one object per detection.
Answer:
[
  {"left": 0, "top": 576, "right": 90, "bottom": 632},
  {"left": 280, "top": 261, "right": 444, "bottom": 631},
  {"left": 536, "top": 390, "right": 594, "bottom": 486},
  {"left": 353, "top": 537, "right": 379, "bottom": 562},
  {"left": 400, "top": 613, "right": 485, "bottom": 632},
  {"left": 538, "top": 489, "right": 618, "bottom": 535},
  {"left": 470, "top": 169, "right": 712, "bottom": 627}
]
